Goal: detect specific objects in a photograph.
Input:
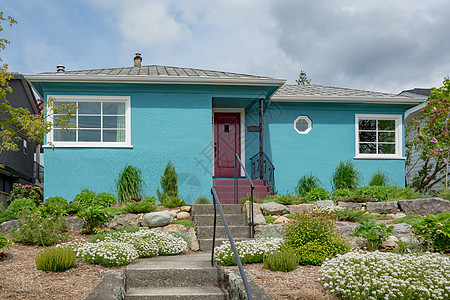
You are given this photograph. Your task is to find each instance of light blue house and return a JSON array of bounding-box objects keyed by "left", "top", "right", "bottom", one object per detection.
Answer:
[{"left": 25, "top": 54, "right": 424, "bottom": 204}]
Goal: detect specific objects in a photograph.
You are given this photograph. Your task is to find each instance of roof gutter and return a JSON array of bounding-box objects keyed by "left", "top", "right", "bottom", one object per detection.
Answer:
[{"left": 271, "top": 95, "right": 426, "bottom": 105}]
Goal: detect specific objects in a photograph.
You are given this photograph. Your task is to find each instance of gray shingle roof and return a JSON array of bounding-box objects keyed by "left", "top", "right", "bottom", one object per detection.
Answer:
[{"left": 274, "top": 84, "right": 405, "bottom": 98}]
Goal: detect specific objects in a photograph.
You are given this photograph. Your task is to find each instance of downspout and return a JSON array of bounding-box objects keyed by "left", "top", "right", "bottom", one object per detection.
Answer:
[{"left": 259, "top": 98, "right": 264, "bottom": 180}]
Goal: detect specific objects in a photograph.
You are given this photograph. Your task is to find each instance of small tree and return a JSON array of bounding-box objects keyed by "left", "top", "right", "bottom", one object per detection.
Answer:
[
  {"left": 406, "top": 76, "right": 450, "bottom": 192},
  {"left": 156, "top": 161, "right": 178, "bottom": 200},
  {"left": 296, "top": 70, "right": 311, "bottom": 85}
]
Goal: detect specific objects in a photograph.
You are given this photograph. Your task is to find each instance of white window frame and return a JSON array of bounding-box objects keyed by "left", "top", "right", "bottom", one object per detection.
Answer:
[
  {"left": 294, "top": 115, "right": 312, "bottom": 134},
  {"left": 355, "top": 114, "right": 403, "bottom": 159},
  {"left": 46, "top": 95, "right": 132, "bottom": 148}
]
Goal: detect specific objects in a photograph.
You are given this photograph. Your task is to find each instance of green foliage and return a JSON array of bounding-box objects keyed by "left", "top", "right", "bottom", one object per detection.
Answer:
[
  {"left": 77, "top": 206, "right": 112, "bottom": 234},
  {"left": 334, "top": 186, "right": 419, "bottom": 203},
  {"left": 332, "top": 209, "right": 367, "bottom": 222},
  {"left": 368, "top": 170, "right": 390, "bottom": 186},
  {"left": 285, "top": 214, "right": 299, "bottom": 219},
  {"left": 438, "top": 188, "right": 450, "bottom": 200},
  {"left": 7, "top": 183, "right": 43, "bottom": 206},
  {"left": 263, "top": 247, "right": 298, "bottom": 272},
  {"left": 92, "top": 192, "right": 117, "bottom": 207},
  {"left": 35, "top": 247, "right": 76, "bottom": 272},
  {"left": 263, "top": 194, "right": 308, "bottom": 205},
  {"left": 297, "top": 238, "right": 350, "bottom": 266},
  {"left": 264, "top": 216, "right": 276, "bottom": 224},
  {"left": 240, "top": 194, "right": 260, "bottom": 204},
  {"left": 349, "top": 220, "right": 394, "bottom": 251},
  {"left": 90, "top": 226, "right": 143, "bottom": 243},
  {"left": 295, "top": 172, "right": 321, "bottom": 196},
  {"left": 394, "top": 214, "right": 424, "bottom": 225},
  {"left": 295, "top": 70, "right": 311, "bottom": 85},
  {"left": 160, "top": 196, "right": 185, "bottom": 208},
  {"left": 42, "top": 197, "right": 68, "bottom": 216},
  {"left": 125, "top": 201, "right": 156, "bottom": 214},
  {"left": 5, "top": 198, "right": 36, "bottom": 218},
  {"left": 305, "top": 187, "right": 331, "bottom": 202},
  {"left": 156, "top": 161, "right": 178, "bottom": 201},
  {"left": 394, "top": 240, "right": 411, "bottom": 254},
  {"left": 410, "top": 212, "right": 449, "bottom": 253},
  {"left": 0, "top": 233, "right": 12, "bottom": 251},
  {"left": 115, "top": 165, "right": 145, "bottom": 204},
  {"left": 331, "top": 160, "right": 362, "bottom": 190},
  {"left": 331, "top": 188, "right": 356, "bottom": 199},
  {"left": 172, "top": 219, "right": 195, "bottom": 227},
  {"left": 73, "top": 188, "right": 96, "bottom": 206},
  {"left": 11, "top": 209, "right": 69, "bottom": 246},
  {"left": 65, "top": 201, "right": 86, "bottom": 215},
  {"left": 194, "top": 196, "right": 212, "bottom": 204},
  {"left": 103, "top": 206, "right": 125, "bottom": 217}
]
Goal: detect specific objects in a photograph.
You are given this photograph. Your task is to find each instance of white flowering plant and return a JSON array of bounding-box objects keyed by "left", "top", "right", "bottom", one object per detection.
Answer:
[
  {"left": 322, "top": 250, "right": 450, "bottom": 300},
  {"left": 214, "top": 237, "right": 283, "bottom": 266}
]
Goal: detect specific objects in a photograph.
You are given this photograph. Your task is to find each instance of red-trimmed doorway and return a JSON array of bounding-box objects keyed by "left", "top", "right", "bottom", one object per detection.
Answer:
[{"left": 213, "top": 112, "right": 241, "bottom": 177}]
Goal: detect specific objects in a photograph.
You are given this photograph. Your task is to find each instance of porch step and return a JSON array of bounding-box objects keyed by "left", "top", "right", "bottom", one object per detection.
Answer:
[
  {"left": 213, "top": 179, "right": 272, "bottom": 204},
  {"left": 196, "top": 225, "right": 250, "bottom": 239},
  {"left": 192, "top": 204, "right": 243, "bottom": 215}
]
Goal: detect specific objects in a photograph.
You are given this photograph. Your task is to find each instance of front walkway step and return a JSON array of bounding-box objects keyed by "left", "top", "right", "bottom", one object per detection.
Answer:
[
  {"left": 199, "top": 238, "right": 250, "bottom": 252},
  {"left": 125, "top": 286, "right": 228, "bottom": 300},
  {"left": 193, "top": 214, "right": 248, "bottom": 226},
  {"left": 196, "top": 225, "right": 250, "bottom": 239},
  {"left": 192, "top": 204, "right": 242, "bottom": 215}
]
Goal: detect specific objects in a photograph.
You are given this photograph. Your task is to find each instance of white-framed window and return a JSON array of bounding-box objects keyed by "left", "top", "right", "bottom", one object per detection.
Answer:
[
  {"left": 47, "top": 95, "right": 131, "bottom": 148},
  {"left": 355, "top": 114, "right": 403, "bottom": 159},
  {"left": 294, "top": 115, "right": 312, "bottom": 134}
]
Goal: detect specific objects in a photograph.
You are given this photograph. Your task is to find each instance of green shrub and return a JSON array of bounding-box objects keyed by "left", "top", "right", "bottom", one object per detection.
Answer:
[
  {"left": 11, "top": 209, "right": 69, "bottom": 246},
  {"left": 194, "top": 196, "right": 212, "bottom": 204},
  {"left": 7, "top": 183, "right": 43, "bottom": 206},
  {"left": 156, "top": 161, "right": 178, "bottom": 201},
  {"left": 0, "top": 233, "right": 11, "bottom": 251},
  {"left": 263, "top": 194, "right": 307, "bottom": 205},
  {"left": 332, "top": 209, "right": 367, "bottom": 222},
  {"left": 349, "top": 220, "right": 394, "bottom": 251},
  {"left": 172, "top": 219, "right": 195, "bottom": 227},
  {"left": 368, "top": 170, "right": 390, "bottom": 186},
  {"left": 42, "top": 197, "right": 68, "bottom": 216},
  {"left": 305, "top": 187, "right": 331, "bottom": 202},
  {"left": 285, "top": 214, "right": 299, "bottom": 219},
  {"left": 90, "top": 226, "right": 143, "bottom": 243},
  {"left": 394, "top": 214, "right": 424, "bottom": 225},
  {"left": 125, "top": 199, "right": 157, "bottom": 213},
  {"left": 240, "top": 194, "right": 260, "bottom": 204},
  {"left": 6, "top": 198, "right": 36, "bottom": 218},
  {"left": 104, "top": 206, "right": 125, "bottom": 217},
  {"left": 73, "top": 188, "right": 96, "bottom": 206},
  {"left": 92, "top": 192, "right": 117, "bottom": 207},
  {"left": 295, "top": 172, "right": 321, "bottom": 196},
  {"left": 410, "top": 212, "right": 449, "bottom": 253},
  {"left": 331, "top": 160, "right": 362, "bottom": 190},
  {"left": 65, "top": 201, "right": 86, "bottom": 215},
  {"left": 297, "top": 238, "right": 350, "bottom": 266},
  {"left": 334, "top": 195, "right": 374, "bottom": 203},
  {"left": 331, "top": 188, "right": 356, "bottom": 199},
  {"left": 77, "top": 206, "right": 112, "bottom": 234},
  {"left": 263, "top": 247, "right": 298, "bottom": 272},
  {"left": 437, "top": 188, "right": 450, "bottom": 200},
  {"left": 160, "top": 196, "right": 185, "bottom": 208},
  {"left": 115, "top": 165, "right": 145, "bottom": 204},
  {"left": 264, "top": 216, "right": 276, "bottom": 224},
  {"left": 35, "top": 247, "right": 76, "bottom": 272}
]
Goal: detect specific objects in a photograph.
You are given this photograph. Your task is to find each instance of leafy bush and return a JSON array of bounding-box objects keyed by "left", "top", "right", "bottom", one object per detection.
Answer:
[
  {"left": 263, "top": 247, "right": 298, "bottom": 272},
  {"left": 263, "top": 194, "right": 307, "bottom": 205},
  {"left": 297, "top": 237, "right": 350, "bottom": 266},
  {"left": 125, "top": 198, "right": 157, "bottom": 213},
  {"left": 77, "top": 206, "right": 112, "bottom": 234},
  {"left": 295, "top": 172, "right": 321, "bottom": 196},
  {"left": 160, "top": 196, "right": 185, "bottom": 208},
  {"left": 368, "top": 170, "right": 390, "bottom": 186},
  {"left": 214, "top": 238, "right": 283, "bottom": 266},
  {"left": 11, "top": 209, "right": 69, "bottom": 246},
  {"left": 410, "top": 212, "right": 449, "bottom": 253},
  {"left": 65, "top": 201, "right": 86, "bottom": 215},
  {"left": 264, "top": 216, "right": 276, "bottom": 224},
  {"left": 331, "top": 160, "right": 362, "bottom": 190},
  {"left": 172, "top": 219, "right": 195, "bottom": 227},
  {"left": 73, "top": 188, "right": 96, "bottom": 206},
  {"left": 7, "top": 183, "right": 43, "bottom": 206},
  {"left": 394, "top": 214, "right": 424, "bottom": 225},
  {"left": 194, "top": 196, "right": 212, "bottom": 204},
  {"left": 332, "top": 209, "right": 367, "bottom": 222},
  {"left": 5, "top": 198, "right": 36, "bottom": 218},
  {"left": 240, "top": 194, "right": 260, "bottom": 204},
  {"left": 156, "top": 161, "right": 178, "bottom": 201},
  {"left": 42, "top": 197, "right": 68, "bottom": 216},
  {"left": 104, "top": 206, "right": 126, "bottom": 217},
  {"left": 35, "top": 247, "right": 76, "bottom": 272},
  {"left": 349, "top": 220, "right": 394, "bottom": 251},
  {"left": 305, "top": 187, "right": 330, "bottom": 202},
  {"left": 333, "top": 186, "right": 419, "bottom": 203},
  {"left": 115, "top": 165, "right": 145, "bottom": 204},
  {"left": 0, "top": 233, "right": 12, "bottom": 251},
  {"left": 438, "top": 188, "right": 450, "bottom": 200},
  {"left": 331, "top": 188, "right": 356, "bottom": 199},
  {"left": 91, "top": 192, "right": 117, "bottom": 207},
  {"left": 322, "top": 250, "right": 450, "bottom": 300}
]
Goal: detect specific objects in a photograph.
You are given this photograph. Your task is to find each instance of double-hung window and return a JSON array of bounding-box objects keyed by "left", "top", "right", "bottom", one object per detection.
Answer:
[
  {"left": 48, "top": 95, "right": 131, "bottom": 147},
  {"left": 355, "top": 114, "right": 403, "bottom": 159}
]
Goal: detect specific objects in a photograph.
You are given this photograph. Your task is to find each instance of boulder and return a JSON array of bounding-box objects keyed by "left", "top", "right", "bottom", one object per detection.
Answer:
[
  {"left": 313, "top": 200, "right": 334, "bottom": 208},
  {"left": 336, "top": 202, "right": 364, "bottom": 210},
  {"left": 180, "top": 205, "right": 191, "bottom": 212},
  {"left": 141, "top": 211, "right": 173, "bottom": 228},
  {"left": 254, "top": 224, "right": 286, "bottom": 239},
  {"left": 158, "top": 224, "right": 199, "bottom": 251},
  {"left": 169, "top": 211, "right": 178, "bottom": 218},
  {"left": 243, "top": 202, "right": 262, "bottom": 216},
  {"left": 0, "top": 220, "right": 18, "bottom": 232},
  {"left": 381, "top": 236, "right": 398, "bottom": 251},
  {"left": 63, "top": 216, "right": 84, "bottom": 230},
  {"left": 366, "top": 201, "right": 398, "bottom": 214},
  {"left": 107, "top": 214, "right": 139, "bottom": 230},
  {"left": 288, "top": 204, "right": 313, "bottom": 214},
  {"left": 260, "top": 202, "right": 289, "bottom": 216},
  {"left": 253, "top": 214, "right": 267, "bottom": 226},
  {"left": 176, "top": 211, "right": 190, "bottom": 220},
  {"left": 398, "top": 198, "right": 450, "bottom": 215},
  {"left": 273, "top": 216, "right": 289, "bottom": 224}
]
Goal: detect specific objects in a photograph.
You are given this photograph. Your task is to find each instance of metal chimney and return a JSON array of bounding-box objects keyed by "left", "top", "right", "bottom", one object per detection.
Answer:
[
  {"left": 134, "top": 53, "right": 142, "bottom": 67},
  {"left": 56, "top": 65, "right": 65, "bottom": 72}
]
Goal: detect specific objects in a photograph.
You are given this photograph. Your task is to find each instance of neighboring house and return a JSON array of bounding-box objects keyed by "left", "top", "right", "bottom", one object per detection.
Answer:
[
  {"left": 24, "top": 54, "right": 425, "bottom": 204},
  {"left": 0, "top": 74, "right": 42, "bottom": 208}
]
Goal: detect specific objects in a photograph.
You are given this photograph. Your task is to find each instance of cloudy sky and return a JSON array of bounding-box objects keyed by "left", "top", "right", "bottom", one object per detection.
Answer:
[{"left": 2, "top": 0, "right": 450, "bottom": 93}]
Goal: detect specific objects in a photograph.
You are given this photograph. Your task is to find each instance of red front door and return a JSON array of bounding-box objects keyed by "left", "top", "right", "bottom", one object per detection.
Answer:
[{"left": 214, "top": 112, "right": 241, "bottom": 177}]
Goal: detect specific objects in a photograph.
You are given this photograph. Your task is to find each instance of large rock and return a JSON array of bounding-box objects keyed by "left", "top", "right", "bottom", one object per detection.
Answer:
[
  {"left": 243, "top": 202, "right": 262, "bottom": 215},
  {"left": 253, "top": 214, "right": 267, "bottom": 226},
  {"left": 0, "top": 220, "right": 18, "bottom": 232},
  {"left": 273, "top": 216, "right": 289, "bottom": 224},
  {"left": 85, "top": 270, "right": 125, "bottom": 300},
  {"left": 141, "top": 211, "right": 173, "bottom": 228},
  {"left": 398, "top": 198, "right": 450, "bottom": 215},
  {"left": 288, "top": 204, "right": 313, "bottom": 214},
  {"left": 107, "top": 214, "right": 139, "bottom": 230},
  {"left": 254, "top": 224, "right": 286, "bottom": 239},
  {"left": 260, "top": 202, "right": 289, "bottom": 216},
  {"left": 366, "top": 201, "right": 398, "bottom": 214},
  {"left": 176, "top": 211, "right": 190, "bottom": 220},
  {"left": 337, "top": 202, "right": 364, "bottom": 210},
  {"left": 180, "top": 205, "right": 191, "bottom": 212},
  {"left": 157, "top": 224, "right": 199, "bottom": 251},
  {"left": 313, "top": 200, "right": 334, "bottom": 208},
  {"left": 381, "top": 236, "right": 398, "bottom": 251},
  {"left": 63, "top": 216, "right": 84, "bottom": 230}
]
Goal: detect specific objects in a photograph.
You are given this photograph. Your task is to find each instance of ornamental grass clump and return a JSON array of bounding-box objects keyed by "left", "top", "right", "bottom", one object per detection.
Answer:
[
  {"left": 295, "top": 172, "right": 321, "bottom": 196},
  {"left": 331, "top": 160, "right": 362, "bottom": 190},
  {"left": 263, "top": 246, "right": 298, "bottom": 272},
  {"left": 35, "top": 247, "right": 76, "bottom": 272},
  {"left": 115, "top": 165, "right": 145, "bottom": 204},
  {"left": 321, "top": 250, "right": 450, "bottom": 300},
  {"left": 214, "top": 237, "right": 283, "bottom": 266}
]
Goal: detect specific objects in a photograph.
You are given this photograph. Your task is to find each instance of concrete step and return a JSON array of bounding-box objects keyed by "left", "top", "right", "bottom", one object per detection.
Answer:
[
  {"left": 193, "top": 214, "right": 248, "bottom": 227},
  {"left": 192, "top": 204, "right": 242, "bottom": 216},
  {"left": 196, "top": 225, "right": 250, "bottom": 239},
  {"left": 125, "top": 286, "right": 228, "bottom": 300},
  {"left": 199, "top": 238, "right": 251, "bottom": 252},
  {"left": 126, "top": 253, "right": 222, "bottom": 288}
]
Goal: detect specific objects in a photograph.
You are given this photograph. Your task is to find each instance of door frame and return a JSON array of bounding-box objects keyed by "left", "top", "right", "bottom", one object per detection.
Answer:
[{"left": 212, "top": 108, "right": 245, "bottom": 177}]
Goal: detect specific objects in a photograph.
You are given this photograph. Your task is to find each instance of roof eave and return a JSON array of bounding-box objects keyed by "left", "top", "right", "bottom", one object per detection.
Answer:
[{"left": 270, "top": 95, "right": 426, "bottom": 104}]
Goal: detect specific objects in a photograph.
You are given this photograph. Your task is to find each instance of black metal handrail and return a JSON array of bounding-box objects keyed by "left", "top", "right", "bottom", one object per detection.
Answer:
[
  {"left": 234, "top": 154, "right": 255, "bottom": 238},
  {"left": 211, "top": 187, "right": 253, "bottom": 300},
  {"left": 250, "top": 152, "right": 275, "bottom": 194}
]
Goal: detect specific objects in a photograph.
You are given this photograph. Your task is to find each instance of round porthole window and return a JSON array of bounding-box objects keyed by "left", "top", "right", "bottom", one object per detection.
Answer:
[{"left": 294, "top": 116, "right": 312, "bottom": 134}]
